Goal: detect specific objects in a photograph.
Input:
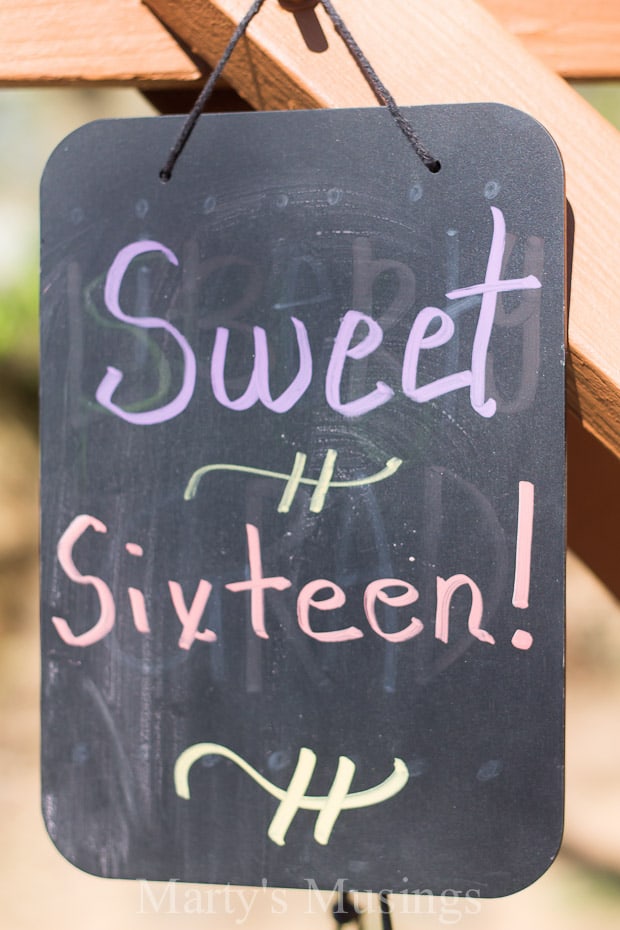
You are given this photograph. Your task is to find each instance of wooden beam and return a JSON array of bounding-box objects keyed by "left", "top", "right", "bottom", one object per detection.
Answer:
[
  {"left": 482, "top": 0, "right": 620, "bottom": 78},
  {"left": 0, "top": 0, "right": 205, "bottom": 87},
  {"left": 0, "top": 1, "right": 618, "bottom": 85},
  {"left": 568, "top": 411, "right": 620, "bottom": 601}
]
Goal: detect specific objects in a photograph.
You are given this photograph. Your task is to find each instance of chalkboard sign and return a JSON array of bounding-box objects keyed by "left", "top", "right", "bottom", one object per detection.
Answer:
[{"left": 40, "top": 105, "right": 565, "bottom": 898}]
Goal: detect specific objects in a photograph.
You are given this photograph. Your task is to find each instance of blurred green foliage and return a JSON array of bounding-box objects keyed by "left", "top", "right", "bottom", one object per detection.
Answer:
[
  {"left": 572, "top": 81, "right": 620, "bottom": 130},
  {"left": 0, "top": 88, "right": 153, "bottom": 374},
  {"left": 0, "top": 265, "right": 39, "bottom": 369}
]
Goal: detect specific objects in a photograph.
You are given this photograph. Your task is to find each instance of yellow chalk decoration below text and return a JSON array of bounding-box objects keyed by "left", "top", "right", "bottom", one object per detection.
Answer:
[
  {"left": 174, "top": 743, "right": 410, "bottom": 845},
  {"left": 184, "top": 449, "right": 403, "bottom": 514}
]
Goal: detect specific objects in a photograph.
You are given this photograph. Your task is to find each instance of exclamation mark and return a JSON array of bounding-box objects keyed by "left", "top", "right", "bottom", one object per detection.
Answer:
[{"left": 511, "top": 481, "right": 534, "bottom": 650}]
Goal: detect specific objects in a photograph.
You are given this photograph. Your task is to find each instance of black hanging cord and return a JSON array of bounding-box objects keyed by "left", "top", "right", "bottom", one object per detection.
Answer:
[
  {"left": 159, "top": 0, "right": 267, "bottom": 181},
  {"left": 318, "top": 0, "right": 440, "bottom": 172},
  {"left": 379, "top": 891, "right": 394, "bottom": 930},
  {"left": 332, "top": 891, "right": 361, "bottom": 927},
  {"left": 160, "top": 0, "right": 439, "bottom": 181}
]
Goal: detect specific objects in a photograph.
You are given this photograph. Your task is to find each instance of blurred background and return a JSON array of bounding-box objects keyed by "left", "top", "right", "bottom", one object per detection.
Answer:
[{"left": 1, "top": 83, "right": 620, "bottom": 928}]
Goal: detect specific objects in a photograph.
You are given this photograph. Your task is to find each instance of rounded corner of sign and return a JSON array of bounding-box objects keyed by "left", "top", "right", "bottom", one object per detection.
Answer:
[
  {"left": 39, "top": 120, "right": 101, "bottom": 191},
  {"left": 488, "top": 103, "right": 565, "bottom": 172},
  {"left": 494, "top": 828, "right": 566, "bottom": 899},
  {"left": 40, "top": 117, "right": 137, "bottom": 192},
  {"left": 40, "top": 807, "right": 111, "bottom": 881}
]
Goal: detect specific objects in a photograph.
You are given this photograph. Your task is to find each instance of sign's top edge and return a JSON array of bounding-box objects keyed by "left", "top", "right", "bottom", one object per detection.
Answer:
[{"left": 40, "top": 102, "right": 562, "bottom": 190}]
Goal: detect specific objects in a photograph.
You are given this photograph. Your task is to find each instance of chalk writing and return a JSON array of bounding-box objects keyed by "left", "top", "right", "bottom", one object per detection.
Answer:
[
  {"left": 174, "top": 743, "right": 409, "bottom": 846},
  {"left": 95, "top": 241, "right": 196, "bottom": 425},
  {"left": 510, "top": 480, "right": 535, "bottom": 650},
  {"left": 94, "top": 208, "right": 540, "bottom": 425},
  {"left": 184, "top": 449, "right": 403, "bottom": 513},
  {"left": 51, "top": 476, "right": 532, "bottom": 651}
]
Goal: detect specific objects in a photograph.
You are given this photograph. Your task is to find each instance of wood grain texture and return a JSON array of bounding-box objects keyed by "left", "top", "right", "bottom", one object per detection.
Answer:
[
  {"left": 146, "top": 0, "right": 620, "bottom": 457},
  {"left": 0, "top": 0, "right": 205, "bottom": 86},
  {"left": 482, "top": 0, "right": 620, "bottom": 77},
  {"left": 1, "top": 1, "right": 618, "bottom": 83}
]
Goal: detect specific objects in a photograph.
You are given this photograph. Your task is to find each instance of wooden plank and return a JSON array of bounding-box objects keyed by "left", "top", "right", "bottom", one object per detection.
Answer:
[
  {"left": 0, "top": 1, "right": 618, "bottom": 84},
  {"left": 0, "top": 0, "right": 205, "bottom": 86},
  {"left": 482, "top": 0, "right": 620, "bottom": 78},
  {"left": 568, "top": 411, "right": 620, "bottom": 601}
]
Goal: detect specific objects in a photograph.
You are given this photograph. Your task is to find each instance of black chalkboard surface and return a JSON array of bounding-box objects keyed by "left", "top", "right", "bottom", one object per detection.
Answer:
[{"left": 40, "top": 105, "right": 565, "bottom": 898}]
